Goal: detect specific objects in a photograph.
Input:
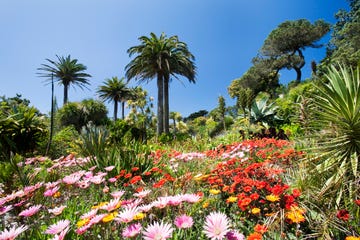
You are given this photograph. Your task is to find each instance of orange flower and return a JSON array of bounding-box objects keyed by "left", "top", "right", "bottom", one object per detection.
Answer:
[{"left": 247, "top": 232, "right": 262, "bottom": 240}]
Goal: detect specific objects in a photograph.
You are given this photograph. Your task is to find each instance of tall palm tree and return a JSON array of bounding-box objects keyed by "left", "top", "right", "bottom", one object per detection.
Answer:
[
  {"left": 97, "top": 77, "right": 132, "bottom": 121},
  {"left": 38, "top": 55, "right": 91, "bottom": 105},
  {"left": 126, "top": 32, "right": 196, "bottom": 135}
]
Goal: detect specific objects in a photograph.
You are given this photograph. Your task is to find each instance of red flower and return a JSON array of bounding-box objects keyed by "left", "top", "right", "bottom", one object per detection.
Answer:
[
  {"left": 237, "top": 197, "right": 252, "bottom": 211},
  {"left": 354, "top": 199, "right": 360, "bottom": 206},
  {"left": 292, "top": 189, "right": 301, "bottom": 198},
  {"left": 243, "top": 186, "right": 252, "bottom": 192},
  {"left": 250, "top": 193, "right": 260, "bottom": 200},
  {"left": 153, "top": 178, "right": 167, "bottom": 188},
  {"left": 124, "top": 173, "right": 132, "bottom": 179},
  {"left": 336, "top": 209, "right": 350, "bottom": 221},
  {"left": 129, "top": 175, "right": 142, "bottom": 184}
]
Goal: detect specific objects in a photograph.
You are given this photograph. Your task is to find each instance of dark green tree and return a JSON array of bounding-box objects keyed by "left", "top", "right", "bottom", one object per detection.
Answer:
[
  {"left": 97, "top": 77, "right": 132, "bottom": 121},
  {"left": 0, "top": 96, "right": 46, "bottom": 160},
  {"left": 218, "top": 95, "right": 226, "bottom": 131},
  {"left": 126, "top": 32, "right": 196, "bottom": 135},
  {"left": 57, "top": 99, "right": 108, "bottom": 132},
  {"left": 38, "top": 55, "right": 91, "bottom": 105},
  {"left": 324, "top": 0, "right": 360, "bottom": 68},
  {"left": 261, "top": 19, "right": 330, "bottom": 83}
]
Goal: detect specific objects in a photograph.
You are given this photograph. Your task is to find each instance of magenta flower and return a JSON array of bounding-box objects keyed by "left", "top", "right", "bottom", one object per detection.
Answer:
[
  {"left": 0, "top": 205, "right": 13, "bottom": 215},
  {"left": 142, "top": 221, "right": 173, "bottom": 240},
  {"left": 203, "top": 212, "right": 230, "bottom": 240},
  {"left": 122, "top": 223, "right": 142, "bottom": 238},
  {"left": 225, "top": 230, "right": 245, "bottom": 240},
  {"left": 174, "top": 214, "right": 194, "bottom": 229},
  {"left": 18, "top": 205, "right": 42, "bottom": 217},
  {"left": 0, "top": 225, "right": 28, "bottom": 240},
  {"left": 45, "top": 220, "right": 70, "bottom": 235}
]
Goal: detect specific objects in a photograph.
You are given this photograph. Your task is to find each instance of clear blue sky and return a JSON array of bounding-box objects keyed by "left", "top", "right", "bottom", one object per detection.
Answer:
[{"left": 0, "top": 0, "right": 350, "bottom": 117}]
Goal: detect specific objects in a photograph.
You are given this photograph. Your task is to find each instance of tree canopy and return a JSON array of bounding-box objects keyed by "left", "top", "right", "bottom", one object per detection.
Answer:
[{"left": 261, "top": 19, "right": 330, "bottom": 83}]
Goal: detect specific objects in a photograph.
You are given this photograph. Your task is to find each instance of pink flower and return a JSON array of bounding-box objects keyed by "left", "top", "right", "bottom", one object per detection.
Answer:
[
  {"left": 181, "top": 193, "right": 201, "bottom": 203},
  {"left": 80, "top": 209, "right": 98, "bottom": 220},
  {"left": 116, "top": 207, "right": 140, "bottom": 223},
  {"left": 44, "top": 186, "right": 60, "bottom": 197},
  {"left": 18, "top": 205, "right": 42, "bottom": 217},
  {"left": 104, "top": 166, "right": 115, "bottom": 171},
  {"left": 50, "top": 226, "right": 69, "bottom": 240},
  {"left": 108, "top": 177, "right": 117, "bottom": 183},
  {"left": 0, "top": 225, "right": 28, "bottom": 240},
  {"left": 133, "top": 189, "right": 151, "bottom": 198},
  {"left": 111, "top": 190, "right": 125, "bottom": 198},
  {"left": 48, "top": 205, "right": 66, "bottom": 216},
  {"left": 63, "top": 174, "right": 81, "bottom": 185},
  {"left": 203, "top": 212, "right": 230, "bottom": 240},
  {"left": 89, "top": 214, "right": 107, "bottom": 225},
  {"left": 174, "top": 214, "right": 194, "bottom": 229},
  {"left": 122, "top": 223, "right": 142, "bottom": 238},
  {"left": 45, "top": 220, "right": 70, "bottom": 235},
  {"left": 0, "top": 205, "right": 13, "bottom": 215},
  {"left": 143, "top": 221, "right": 173, "bottom": 240},
  {"left": 100, "top": 198, "right": 121, "bottom": 212}
]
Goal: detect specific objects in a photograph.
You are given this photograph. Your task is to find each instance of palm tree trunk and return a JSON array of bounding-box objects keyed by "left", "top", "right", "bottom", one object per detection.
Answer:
[
  {"left": 122, "top": 102, "right": 125, "bottom": 120},
  {"left": 63, "top": 84, "right": 69, "bottom": 105},
  {"left": 114, "top": 101, "right": 118, "bottom": 121},
  {"left": 163, "top": 75, "right": 170, "bottom": 134},
  {"left": 157, "top": 73, "right": 164, "bottom": 135}
]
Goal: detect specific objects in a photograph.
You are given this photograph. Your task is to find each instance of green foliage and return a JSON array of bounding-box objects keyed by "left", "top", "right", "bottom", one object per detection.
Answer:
[
  {"left": 249, "top": 96, "right": 281, "bottom": 127},
  {"left": 0, "top": 98, "right": 47, "bottom": 160},
  {"left": 307, "top": 64, "right": 360, "bottom": 208},
  {"left": 75, "top": 125, "right": 153, "bottom": 176},
  {"left": 261, "top": 19, "right": 330, "bottom": 82},
  {"left": 325, "top": 0, "right": 360, "bottom": 68},
  {"left": 57, "top": 99, "right": 109, "bottom": 132},
  {"left": 184, "top": 110, "right": 208, "bottom": 122},
  {"left": 46, "top": 125, "right": 79, "bottom": 159}
]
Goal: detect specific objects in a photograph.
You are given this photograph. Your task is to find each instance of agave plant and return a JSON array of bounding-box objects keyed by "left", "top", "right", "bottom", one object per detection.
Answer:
[
  {"left": 249, "top": 96, "right": 281, "bottom": 126},
  {"left": 309, "top": 64, "right": 360, "bottom": 206}
]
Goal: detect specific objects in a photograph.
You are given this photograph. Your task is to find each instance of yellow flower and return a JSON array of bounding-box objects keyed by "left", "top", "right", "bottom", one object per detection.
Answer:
[
  {"left": 266, "top": 194, "right": 280, "bottom": 202},
  {"left": 92, "top": 202, "right": 108, "bottom": 209},
  {"left": 345, "top": 237, "right": 360, "bottom": 240},
  {"left": 53, "top": 191, "right": 61, "bottom": 198},
  {"left": 102, "top": 212, "right": 118, "bottom": 223},
  {"left": 209, "top": 189, "right": 221, "bottom": 195},
  {"left": 133, "top": 212, "right": 146, "bottom": 220},
  {"left": 286, "top": 206, "right": 306, "bottom": 223},
  {"left": 202, "top": 201, "right": 210, "bottom": 208},
  {"left": 251, "top": 207, "right": 261, "bottom": 214},
  {"left": 226, "top": 196, "right": 237, "bottom": 203},
  {"left": 77, "top": 218, "right": 90, "bottom": 228}
]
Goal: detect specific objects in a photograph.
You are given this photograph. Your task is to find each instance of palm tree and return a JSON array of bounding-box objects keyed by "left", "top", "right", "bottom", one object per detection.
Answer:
[
  {"left": 97, "top": 77, "right": 132, "bottom": 121},
  {"left": 38, "top": 55, "right": 91, "bottom": 105},
  {"left": 126, "top": 32, "right": 196, "bottom": 135}
]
